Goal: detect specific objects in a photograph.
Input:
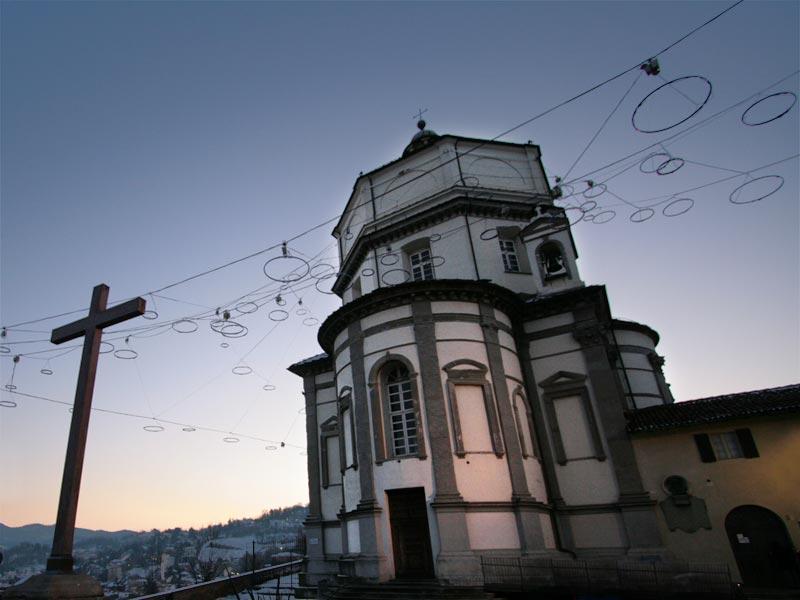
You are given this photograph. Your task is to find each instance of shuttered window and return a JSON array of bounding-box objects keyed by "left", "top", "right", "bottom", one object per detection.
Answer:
[{"left": 694, "top": 429, "right": 759, "bottom": 462}]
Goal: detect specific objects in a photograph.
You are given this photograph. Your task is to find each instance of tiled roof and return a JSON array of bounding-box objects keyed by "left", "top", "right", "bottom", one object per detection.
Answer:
[{"left": 627, "top": 383, "right": 800, "bottom": 433}]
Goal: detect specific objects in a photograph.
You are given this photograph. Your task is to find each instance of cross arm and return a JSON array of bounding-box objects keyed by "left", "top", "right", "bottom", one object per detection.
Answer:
[{"left": 51, "top": 297, "right": 146, "bottom": 345}]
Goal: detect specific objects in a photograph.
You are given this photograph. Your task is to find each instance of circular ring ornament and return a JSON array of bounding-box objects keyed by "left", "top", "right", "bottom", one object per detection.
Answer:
[
  {"left": 429, "top": 233, "right": 442, "bottom": 242},
  {"left": 344, "top": 230, "right": 354, "bottom": 240},
  {"left": 211, "top": 320, "right": 248, "bottom": 338},
  {"left": 40, "top": 368, "right": 54, "bottom": 375},
  {"left": 381, "top": 268, "right": 411, "bottom": 286},
  {"left": 380, "top": 253, "right": 399, "bottom": 266},
  {"left": 263, "top": 255, "right": 310, "bottom": 283},
  {"left": 580, "top": 200, "right": 597, "bottom": 213},
  {"left": 583, "top": 183, "right": 607, "bottom": 199},
  {"left": 0, "top": 345, "right": 10, "bottom": 354},
  {"left": 223, "top": 436, "right": 240, "bottom": 443},
  {"left": 582, "top": 213, "right": 595, "bottom": 222},
  {"left": 592, "top": 210, "right": 617, "bottom": 224},
  {"left": 632, "top": 75, "right": 712, "bottom": 133},
  {"left": 314, "top": 279, "right": 336, "bottom": 295},
  {"left": 114, "top": 349, "right": 139, "bottom": 360},
  {"left": 303, "top": 317, "right": 320, "bottom": 327},
  {"left": 182, "top": 427, "right": 196, "bottom": 432},
  {"left": 99, "top": 341, "right": 115, "bottom": 354},
  {"left": 234, "top": 302, "right": 259, "bottom": 315},
  {"left": 309, "top": 263, "right": 337, "bottom": 279},
  {"left": 232, "top": 365, "right": 253, "bottom": 376},
  {"left": 220, "top": 342, "right": 230, "bottom": 348},
  {"left": 630, "top": 207, "right": 656, "bottom": 223},
  {"left": 142, "top": 310, "right": 159, "bottom": 320},
  {"left": 656, "top": 157, "right": 685, "bottom": 175},
  {"left": 143, "top": 425, "right": 164, "bottom": 433},
  {"left": 172, "top": 319, "right": 199, "bottom": 334},
  {"left": 4, "top": 384, "right": 18, "bottom": 391},
  {"left": 265, "top": 445, "right": 278, "bottom": 451},
  {"left": 741, "top": 92, "right": 797, "bottom": 126},
  {"left": 295, "top": 307, "right": 309, "bottom": 316},
  {"left": 729, "top": 175, "right": 784, "bottom": 205},
  {"left": 0, "top": 399, "right": 17, "bottom": 407},
  {"left": 361, "top": 267, "right": 375, "bottom": 277},
  {"left": 564, "top": 207, "right": 583, "bottom": 226},
  {"left": 263, "top": 384, "right": 276, "bottom": 391},
  {"left": 431, "top": 256, "right": 446, "bottom": 268},
  {"left": 268, "top": 309, "right": 289, "bottom": 322},
  {"left": 479, "top": 228, "right": 498, "bottom": 241},
  {"left": 663, "top": 197, "right": 695, "bottom": 217},
  {"left": 639, "top": 152, "right": 672, "bottom": 174}
]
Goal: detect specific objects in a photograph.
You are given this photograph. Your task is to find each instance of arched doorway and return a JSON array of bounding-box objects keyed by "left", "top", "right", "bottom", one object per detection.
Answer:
[{"left": 725, "top": 505, "right": 799, "bottom": 588}]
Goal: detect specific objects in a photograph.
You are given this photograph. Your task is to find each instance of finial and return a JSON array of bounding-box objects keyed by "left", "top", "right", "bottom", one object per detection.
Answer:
[
  {"left": 413, "top": 108, "right": 428, "bottom": 130},
  {"left": 417, "top": 119, "right": 426, "bottom": 131}
]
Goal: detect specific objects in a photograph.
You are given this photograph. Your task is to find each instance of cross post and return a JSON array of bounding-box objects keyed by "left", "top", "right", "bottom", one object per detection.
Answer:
[
  {"left": 47, "top": 284, "right": 145, "bottom": 572},
  {"left": 413, "top": 108, "right": 428, "bottom": 122}
]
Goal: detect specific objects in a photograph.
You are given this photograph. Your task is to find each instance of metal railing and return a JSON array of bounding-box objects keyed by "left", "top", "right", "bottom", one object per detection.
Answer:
[{"left": 481, "top": 556, "right": 734, "bottom": 598}]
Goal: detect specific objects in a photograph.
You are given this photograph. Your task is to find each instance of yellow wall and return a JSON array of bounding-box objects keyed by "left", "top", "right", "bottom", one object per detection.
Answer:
[{"left": 631, "top": 415, "right": 800, "bottom": 583}]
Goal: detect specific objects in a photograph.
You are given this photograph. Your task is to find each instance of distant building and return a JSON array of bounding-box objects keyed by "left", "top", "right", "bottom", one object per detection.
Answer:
[{"left": 289, "top": 123, "right": 800, "bottom": 593}]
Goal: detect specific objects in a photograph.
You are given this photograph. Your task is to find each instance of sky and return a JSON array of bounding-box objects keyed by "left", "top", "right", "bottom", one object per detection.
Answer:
[{"left": 1, "top": 1, "right": 797, "bottom": 533}]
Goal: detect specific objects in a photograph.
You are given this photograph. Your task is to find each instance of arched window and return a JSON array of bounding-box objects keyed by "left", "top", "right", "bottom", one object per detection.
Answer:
[
  {"left": 512, "top": 388, "right": 537, "bottom": 459},
  {"left": 537, "top": 241, "right": 568, "bottom": 280},
  {"left": 384, "top": 364, "right": 419, "bottom": 456},
  {"left": 368, "top": 356, "right": 426, "bottom": 463}
]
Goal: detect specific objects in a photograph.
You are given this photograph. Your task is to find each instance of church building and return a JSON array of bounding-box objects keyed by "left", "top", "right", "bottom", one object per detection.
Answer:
[{"left": 288, "top": 122, "right": 798, "bottom": 592}]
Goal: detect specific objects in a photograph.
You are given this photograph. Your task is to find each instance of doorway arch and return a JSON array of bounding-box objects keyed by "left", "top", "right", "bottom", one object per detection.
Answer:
[{"left": 725, "top": 505, "right": 799, "bottom": 588}]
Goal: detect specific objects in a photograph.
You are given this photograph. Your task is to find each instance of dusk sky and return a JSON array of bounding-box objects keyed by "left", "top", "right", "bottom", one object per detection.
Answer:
[{"left": 1, "top": 1, "right": 797, "bottom": 533}]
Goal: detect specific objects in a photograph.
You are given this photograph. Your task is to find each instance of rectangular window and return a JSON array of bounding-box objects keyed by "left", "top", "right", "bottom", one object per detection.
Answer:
[
  {"left": 500, "top": 239, "right": 520, "bottom": 273},
  {"left": 387, "top": 379, "right": 418, "bottom": 456},
  {"left": 694, "top": 429, "right": 759, "bottom": 462},
  {"left": 409, "top": 248, "right": 435, "bottom": 281}
]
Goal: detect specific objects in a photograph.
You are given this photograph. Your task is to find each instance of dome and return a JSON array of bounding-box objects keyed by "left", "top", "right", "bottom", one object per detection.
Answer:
[{"left": 402, "top": 119, "right": 440, "bottom": 157}]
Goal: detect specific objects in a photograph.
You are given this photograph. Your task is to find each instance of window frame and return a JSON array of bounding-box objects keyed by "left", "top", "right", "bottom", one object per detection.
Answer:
[
  {"left": 512, "top": 386, "right": 538, "bottom": 459},
  {"left": 694, "top": 429, "right": 759, "bottom": 463},
  {"left": 499, "top": 237, "right": 521, "bottom": 273},
  {"left": 408, "top": 247, "right": 435, "bottom": 282},
  {"left": 368, "top": 355, "right": 427, "bottom": 463},
  {"left": 319, "top": 415, "right": 341, "bottom": 489},
  {"left": 338, "top": 387, "right": 358, "bottom": 471}
]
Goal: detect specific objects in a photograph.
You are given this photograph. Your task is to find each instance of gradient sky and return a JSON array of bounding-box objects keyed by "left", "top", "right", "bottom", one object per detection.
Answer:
[{"left": 1, "top": 1, "right": 797, "bottom": 533}]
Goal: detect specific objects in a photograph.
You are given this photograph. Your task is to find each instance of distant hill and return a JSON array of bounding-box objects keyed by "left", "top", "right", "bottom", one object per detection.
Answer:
[{"left": 0, "top": 523, "right": 138, "bottom": 549}]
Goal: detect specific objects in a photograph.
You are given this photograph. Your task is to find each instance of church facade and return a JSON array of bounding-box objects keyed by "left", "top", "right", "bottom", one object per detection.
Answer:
[{"left": 289, "top": 124, "right": 683, "bottom": 586}]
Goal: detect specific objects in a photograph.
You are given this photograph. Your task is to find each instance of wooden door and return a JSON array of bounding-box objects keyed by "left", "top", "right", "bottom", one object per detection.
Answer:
[
  {"left": 387, "top": 488, "right": 435, "bottom": 579},
  {"left": 726, "top": 505, "right": 799, "bottom": 589}
]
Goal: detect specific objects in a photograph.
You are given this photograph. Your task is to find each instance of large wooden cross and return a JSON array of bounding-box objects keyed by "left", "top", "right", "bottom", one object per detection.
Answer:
[{"left": 46, "top": 283, "right": 145, "bottom": 572}]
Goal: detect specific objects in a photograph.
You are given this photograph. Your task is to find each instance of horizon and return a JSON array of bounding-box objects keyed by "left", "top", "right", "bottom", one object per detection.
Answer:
[{"left": 1, "top": 1, "right": 797, "bottom": 531}]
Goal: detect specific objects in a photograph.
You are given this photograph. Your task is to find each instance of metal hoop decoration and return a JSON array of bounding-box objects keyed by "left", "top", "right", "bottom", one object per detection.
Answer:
[
  {"left": 361, "top": 267, "right": 375, "bottom": 278},
  {"left": 592, "top": 210, "right": 617, "bottom": 224},
  {"left": 639, "top": 152, "right": 672, "bottom": 174},
  {"left": 380, "top": 253, "right": 399, "bottom": 266},
  {"left": 143, "top": 425, "right": 164, "bottom": 433},
  {"left": 295, "top": 307, "right": 309, "bottom": 316},
  {"left": 555, "top": 183, "right": 576, "bottom": 199},
  {"left": 234, "top": 302, "right": 259, "bottom": 315},
  {"left": 431, "top": 256, "right": 446, "bottom": 268},
  {"left": 314, "top": 279, "right": 336, "bottom": 295},
  {"left": 656, "top": 157, "right": 685, "bottom": 175},
  {"left": 0, "top": 345, "right": 9, "bottom": 354},
  {"left": 4, "top": 384, "right": 17, "bottom": 391},
  {"left": 223, "top": 436, "right": 240, "bottom": 443},
  {"left": 580, "top": 200, "right": 597, "bottom": 213},
  {"left": 99, "top": 341, "right": 115, "bottom": 354},
  {"left": 220, "top": 342, "right": 230, "bottom": 348},
  {"left": 267, "top": 309, "right": 289, "bottom": 322},
  {"left": 303, "top": 317, "right": 320, "bottom": 327},
  {"left": 309, "top": 263, "right": 337, "bottom": 280},
  {"left": 632, "top": 75, "right": 713, "bottom": 133},
  {"left": 265, "top": 445, "right": 278, "bottom": 451},
  {"left": 114, "top": 349, "right": 139, "bottom": 360},
  {"left": 429, "top": 233, "right": 442, "bottom": 243},
  {"left": 381, "top": 268, "right": 411, "bottom": 286},
  {"left": 263, "top": 255, "right": 310, "bottom": 283},
  {"left": 583, "top": 183, "right": 607, "bottom": 199},
  {"left": 564, "top": 207, "right": 583, "bottom": 226},
  {"left": 582, "top": 213, "right": 595, "bottom": 222},
  {"left": 344, "top": 229, "right": 354, "bottom": 240},
  {"left": 142, "top": 310, "right": 159, "bottom": 320},
  {"left": 40, "top": 368, "right": 54, "bottom": 375},
  {"left": 729, "top": 175, "right": 784, "bottom": 205},
  {"left": 232, "top": 365, "right": 253, "bottom": 376},
  {"left": 479, "top": 228, "right": 498, "bottom": 241},
  {"left": 630, "top": 207, "right": 655, "bottom": 223},
  {"left": 211, "top": 320, "right": 248, "bottom": 338},
  {"left": 0, "top": 400, "right": 17, "bottom": 408},
  {"left": 182, "top": 426, "right": 196, "bottom": 432},
  {"left": 462, "top": 176, "right": 480, "bottom": 187},
  {"left": 263, "top": 384, "right": 276, "bottom": 391},
  {"left": 172, "top": 319, "right": 198, "bottom": 334},
  {"left": 663, "top": 197, "right": 694, "bottom": 217},
  {"left": 741, "top": 92, "right": 797, "bottom": 126}
]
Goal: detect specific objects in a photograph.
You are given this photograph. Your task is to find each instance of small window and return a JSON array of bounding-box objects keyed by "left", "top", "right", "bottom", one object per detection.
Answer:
[
  {"left": 409, "top": 248, "right": 435, "bottom": 281},
  {"left": 499, "top": 238, "right": 520, "bottom": 273},
  {"left": 694, "top": 429, "right": 759, "bottom": 463},
  {"left": 385, "top": 364, "right": 419, "bottom": 456}
]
